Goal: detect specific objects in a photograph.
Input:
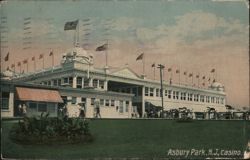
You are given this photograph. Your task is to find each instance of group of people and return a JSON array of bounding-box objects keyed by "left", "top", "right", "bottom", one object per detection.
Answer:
[{"left": 18, "top": 103, "right": 27, "bottom": 116}]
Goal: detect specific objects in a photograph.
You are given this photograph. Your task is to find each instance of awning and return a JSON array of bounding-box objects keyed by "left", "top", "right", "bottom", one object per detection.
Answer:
[{"left": 16, "top": 87, "right": 63, "bottom": 103}]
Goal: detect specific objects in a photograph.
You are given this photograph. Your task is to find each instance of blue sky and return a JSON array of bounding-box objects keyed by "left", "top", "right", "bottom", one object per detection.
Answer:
[{"left": 1, "top": 0, "right": 249, "bottom": 108}]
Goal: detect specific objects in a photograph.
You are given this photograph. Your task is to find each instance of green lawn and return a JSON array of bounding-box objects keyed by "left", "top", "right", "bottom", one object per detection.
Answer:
[{"left": 2, "top": 119, "right": 250, "bottom": 159}]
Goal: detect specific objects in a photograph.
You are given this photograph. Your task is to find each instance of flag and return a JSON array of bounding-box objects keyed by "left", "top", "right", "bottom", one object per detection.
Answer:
[
  {"left": 17, "top": 62, "right": 21, "bottom": 66},
  {"left": 202, "top": 83, "right": 205, "bottom": 86},
  {"left": 64, "top": 20, "right": 78, "bottom": 30},
  {"left": 213, "top": 79, "right": 216, "bottom": 83},
  {"left": 11, "top": 64, "right": 15, "bottom": 68},
  {"left": 151, "top": 63, "right": 155, "bottom": 67},
  {"left": 202, "top": 76, "right": 205, "bottom": 79},
  {"left": 136, "top": 53, "right": 144, "bottom": 61},
  {"left": 211, "top": 69, "right": 215, "bottom": 73},
  {"left": 208, "top": 78, "right": 211, "bottom": 81},
  {"left": 189, "top": 73, "right": 193, "bottom": 77},
  {"left": 196, "top": 75, "right": 199, "bottom": 78},
  {"left": 168, "top": 68, "right": 172, "bottom": 72},
  {"left": 23, "top": 59, "right": 28, "bottom": 64},
  {"left": 184, "top": 71, "right": 187, "bottom": 75},
  {"left": 4, "top": 52, "right": 9, "bottom": 61},
  {"left": 176, "top": 69, "right": 180, "bottom": 74},
  {"left": 32, "top": 56, "right": 35, "bottom": 61},
  {"left": 39, "top": 54, "right": 44, "bottom": 59},
  {"left": 96, "top": 43, "right": 108, "bottom": 51},
  {"left": 49, "top": 51, "right": 53, "bottom": 56}
]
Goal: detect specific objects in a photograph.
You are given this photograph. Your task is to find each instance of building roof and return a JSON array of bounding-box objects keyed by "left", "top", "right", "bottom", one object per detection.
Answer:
[{"left": 16, "top": 87, "right": 63, "bottom": 103}]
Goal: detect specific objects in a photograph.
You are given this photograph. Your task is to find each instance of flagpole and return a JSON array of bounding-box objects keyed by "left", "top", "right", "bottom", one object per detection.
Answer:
[
  {"left": 153, "top": 65, "right": 155, "bottom": 80},
  {"left": 27, "top": 61, "right": 28, "bottom": 73},
  {"left": 105, "top": 40, "right": 108, "bottom": 67},
  {"left": 34, "top": 60, "right": 36, "bottom": 71},
  {"left": 143, "top": 53, "right": 145, "bottom": 76},
  {"left": 43, "top": 56, "right": 44, "bottom": 69}
]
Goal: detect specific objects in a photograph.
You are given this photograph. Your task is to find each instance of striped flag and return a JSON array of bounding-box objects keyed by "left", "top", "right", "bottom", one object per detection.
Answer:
[
  {"left": 32, "top": 56, "right": 35, "bottom": 61},
  {"left": 189, "top": 73, "right": 193, "bottom": 77},
  {"left": 196, "top": 75, "right": 199, "bottom": 78},
  {"left": 4, "top": 52, "right": 9, "bottom": 61},
  {"left": 211, "top": 69, "right": 215, "bottom": 73},
  {"left": 23, "top": 59, "right": 28, "bottom": 64},
  {"left": 168, "top": 68, "right": 172, "bottom": 72},
  {"left": 39, "top": 54, "right": 44, "bottom": 59},
  {"left": 184, "top": 71, "right": 187, "bottom": 75},
  {"left": 151, "top": 63, "right": 155, "bottom": 67},
  {"left": 176, "top": 69, "right": 180, "bottom": 74},
  {"left": 64, "top": 20, "right": 78, "bottom": 30},
  {"left": 17, "top": 62, "right": 21, "bottom": 66},
  {"left": 96, "top": 43, "right": 108, "bottom": 51},
  {"left": 49, "top": 51, "right": 53, "bottom": 56},
  {"left": 136, "top": 53, "right": 144, "bottom": 61},
  {"left": 202, "top": 76, "right": 205, "bottom": 79}
]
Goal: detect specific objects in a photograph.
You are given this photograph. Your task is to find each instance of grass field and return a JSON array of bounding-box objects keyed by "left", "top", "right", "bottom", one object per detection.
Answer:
[{"left": 2, "top": 119, "right": 250, "bottom": 159}]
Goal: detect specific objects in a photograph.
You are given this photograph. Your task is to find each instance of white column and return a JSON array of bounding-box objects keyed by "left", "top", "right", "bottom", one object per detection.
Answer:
[
  {"left": 142, "top": 86, "right": 145, "bottom": 118},
  {"left": 72, "top": 76, "right": 77, "bottom": 88},
  {"left": 97, "top": 79, "right": 100, "bottom": 89},
  {"left": 81, "top": 77, "right": 84, "bottom": 88},
  {"left": 104, "top": 80, "right": 108, "bottom": 90},
  {"left": 89, "top": 78, "right": 93, "bottom": 87},
  {"left": 9, "top": 92, "right": 14, "bottom": 117}
]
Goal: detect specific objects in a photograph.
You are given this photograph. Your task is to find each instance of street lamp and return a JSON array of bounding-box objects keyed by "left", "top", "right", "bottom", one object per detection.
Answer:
[{"left": 157, "top": 64, "right": 165, "bottom": 117}]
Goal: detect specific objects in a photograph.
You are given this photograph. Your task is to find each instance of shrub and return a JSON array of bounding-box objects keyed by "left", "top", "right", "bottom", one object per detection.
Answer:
[{"left": 10, "top": 113, "right": 93, "bottom": 145}]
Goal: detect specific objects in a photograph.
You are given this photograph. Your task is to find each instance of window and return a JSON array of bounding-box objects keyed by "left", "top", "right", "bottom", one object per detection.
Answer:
[
  {"left": 220, "top": 98, "right": 224, "bottom": 104},
  {"left": 63, "top": 77, "right": 69, "bottom": 84},
  {"left": 100, "top": 99, "right": 104, "bottom": 106},
  {"left": 91, "top": 98, "right": 95, "bottom": 105},
  {"left": 1, "top": 92, "right": 9, "bottom": 110},
  {"left": 29, "top": 102, "right": 37, "bottom": 110},
  {"left": 194, "top": 94, "right": 199, "bottom": 102},
  {"left": 48, "top": 81, "right": 51, "bottom": 86},
  {"left": 211, "top": 97, "right": 215, "bottom": 103},
  {"left": 58, "top": 79, "right": 61, "bottom": 86},
  {"left": 93, "top": 79, "right": 98, "bottom": 88},
  {"left": 38, "top": 103, "right": 47, "bottom": 112},
  {"left": 188, "top": 93, "right": 193, "bottom": 101},
  {"left": 173, "top": 91, "right": 176, "bottom": 99},
  {"left": 119, "top": 101, "right": 123, "bottom": 113},
  {"left": 216, "top": 97, "right": 220, "bottom": 104},
  {"left": 206, "top": 96, "right": 210, "bottom": 103},
  {"left": 125, "top": 101, "right": 129, "bottom": 112},
  {"left": 84, "top": 78, "right": 89, "bottom": 87},
  {"left": 156, "top": 88, "right": 160, "bottom": 97},
  {"left": 165, "top": 90, "right": 168, "bottom": 97},
  {"left": 176, "top": 91, "right": 179, "bottom": 100},
  {"left": 72, "top": 97, "right": 77, "bottom": 104},
  {"left": 200, "top": 95, "right": 205, "bottom": 102},
  {"left": 168, "top": 90, "right": 172, "bottom": 99},
  {"left": 53, "top": 79, "right": 58, "bottom": 86},
  {"left": 181, "top": 92, "right": 186, "bottom": 100},
  {"left": 150, "top": 88, "right": 154, "bottom": 97},
  {"left": 138, "top": 88, "right": 142, "bottom": 96},
  {"left": 69, "top": 77, "right": 73, "bottom": 86},
  {"left": 126, "top": 88, "right": 131, "bottom": 93},
  {"left": 77, "top": 77, "right": 82, "bottom": 88},
  {"left": 105, "top": 99, "right": 110, "bottom": 107},
  {"left": 99, "top": 80, "right": 104, "bottom": 89},
  {"left": 145, "top": 87, "right": 149, "bottom": 96},
  {"left": 132, "top": 88, "right": 137, "bottom": 96},
  {"left": 47, "top": 103, "right": 55, "bottom": 113},
  {"left": 111, "top": 100, "right": 115, "bottom": 107}
]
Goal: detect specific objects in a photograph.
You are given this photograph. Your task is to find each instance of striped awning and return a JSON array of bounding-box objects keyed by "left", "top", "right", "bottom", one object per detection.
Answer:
[{"left": 16, "top": 87, "right": 63, "bottom": 103}]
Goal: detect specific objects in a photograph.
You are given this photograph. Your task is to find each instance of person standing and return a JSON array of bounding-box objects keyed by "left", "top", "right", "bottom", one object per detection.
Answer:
[{"left": 22, "top": 103, "right": 27, "bottom": 116}]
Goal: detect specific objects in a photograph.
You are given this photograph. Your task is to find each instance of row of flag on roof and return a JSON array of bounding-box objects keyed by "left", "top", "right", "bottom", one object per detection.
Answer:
[{"left": 4, "top": 51, "right": 54, "bottom": 71}]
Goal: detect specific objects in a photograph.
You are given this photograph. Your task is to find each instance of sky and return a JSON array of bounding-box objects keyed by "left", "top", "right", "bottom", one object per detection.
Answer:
[{"left": 0, "top": 0, "right": 249, "bottom": 108}]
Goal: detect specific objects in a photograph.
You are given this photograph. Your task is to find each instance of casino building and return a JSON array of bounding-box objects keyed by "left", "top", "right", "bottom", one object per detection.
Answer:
[{"left": 1, "top": 47, "right": 227, "bottom": 118}]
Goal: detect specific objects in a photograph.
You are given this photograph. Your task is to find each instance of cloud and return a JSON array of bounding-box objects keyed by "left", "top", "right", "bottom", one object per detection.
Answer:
[
  {"left": 135, "top": 10, "right": 248, "bottom": 52},
  {"left": 111, "top": 17, "right": 137, "bottom": 31}
]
